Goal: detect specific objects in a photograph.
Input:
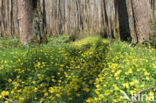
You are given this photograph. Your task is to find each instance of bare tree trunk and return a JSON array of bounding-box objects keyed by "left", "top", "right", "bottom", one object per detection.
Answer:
[
  {"left": 151, "top": 0, "right": 156, "bottom": 23},
  {"left": 114, "top": 0, "right": 120, "bottom": 39},
  {"left": 116, "top": 0, "right": 131, "bottom": 41},
  {"left": 97, "top": 0, "right": 102, "bottom": 31},
  {"left": 131, "top": 0, "right": 151, "bottom": 43},
  {"left": 90, "top": 0, "right": 95, "bottom": 32},
  {"left": 128, "top": 0, "right": 137, "bottom": 43},
  {"left": 18, "top": 0, "right": 32, "bottom": 45}
]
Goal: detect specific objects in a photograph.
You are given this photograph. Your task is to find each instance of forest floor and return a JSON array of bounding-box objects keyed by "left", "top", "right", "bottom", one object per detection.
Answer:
[{"left": 0, "top": 36, "right": 156, "bottom": 103}]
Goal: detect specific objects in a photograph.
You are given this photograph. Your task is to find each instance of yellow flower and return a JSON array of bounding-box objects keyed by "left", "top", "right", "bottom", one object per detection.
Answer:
[
  {"left": 46, "top": 77, "right": 50, "bottom": 81},
  {"left": 34, "top": 97, "right": 38, "bottom": 100},
  {"left": 8, "top": 78, "right": 12, "bottom": 82},
  {"left": 105, "top": 90, "right": 110, "bottom": 96},
  {"left": 128, "top": 69, "right": 133, "bottom": 74},
  {"left": 12, "top": 81, "right": 19, "bottom": 87},
  {"left": 76, "top": 93, "right": 80, "bottom": 97},
  {"left": 1, "top": 91, "right": 9, "bottom": 97},
  {"left": 52, "top": 79, "right": 56, "bottom": 82},
  {"left": 56, "top": 94, "right": 61, "bottom": 98},
  {"left": 83, "top": 88, "right": 90, "bottom": 92},
  {"left": 86, "top": 98, "right": 93, "bottom": 103},
  {"left": 19, "top": 97, "right": 25, "bottom": 103},
  {"left": 113, "top": 84, "right": 119, "bottom": 90},
  {"left": 146, "top": 76, "right": 149, "bottom": 80},
  {"left": 95, "top": 90, "right": 100, "bottom": 95},
  {"left": 44, "top": 92, "right": 48, "bottom": 96},
  {"left": 130, "top": 82, "right": 135, "bottom": 86},
  {"left": 49, "top": 87, "right": 55, "bottom": 94},
  {"left": 149, "top": 92, "right": 154, "bottom": 96},
  {"left": 35, "top": 62, "right": 41, "bottom": 68},
  {"left": 34, "top": 87, "right": 38, "bottom": 92},
  {"left": 133, "top": 80, "right": 139, "bottom": 84},
  {"left": 123, "top": 83, "right": 129, "bottom": 88},
  {"left": 68, "top": 97, "right": 72, "bottom": 100},
  {"left": 0, "top": 65, "right": 4, "bottom": 70},
  {"left": 144, "top": 71, "right": 150, "bottom": 75}
]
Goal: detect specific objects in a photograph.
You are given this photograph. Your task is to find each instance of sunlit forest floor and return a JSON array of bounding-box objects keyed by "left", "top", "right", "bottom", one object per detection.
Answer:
[{"left": 0, "top": 36, "right": 156, "bottom": 103}]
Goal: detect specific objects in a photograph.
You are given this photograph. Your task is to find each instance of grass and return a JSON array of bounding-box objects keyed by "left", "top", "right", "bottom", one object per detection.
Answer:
[{"left": 0, "top": 35, "right": 156, "bottom": 103}]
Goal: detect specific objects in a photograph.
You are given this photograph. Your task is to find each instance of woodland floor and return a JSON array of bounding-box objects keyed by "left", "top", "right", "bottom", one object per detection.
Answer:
[{"left": 0, "top": 36, "right": 156, "bottom": 103}]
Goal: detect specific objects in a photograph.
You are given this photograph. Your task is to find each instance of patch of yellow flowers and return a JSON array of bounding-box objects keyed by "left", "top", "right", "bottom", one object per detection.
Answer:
[{"left": 0, "top": 37, "right": 155, "bottom": 103}]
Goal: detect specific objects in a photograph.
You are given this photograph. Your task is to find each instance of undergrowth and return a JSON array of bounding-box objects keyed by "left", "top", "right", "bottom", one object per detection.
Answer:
[{"left": 0, "top": 36, "right": 155, "bottom": 103}]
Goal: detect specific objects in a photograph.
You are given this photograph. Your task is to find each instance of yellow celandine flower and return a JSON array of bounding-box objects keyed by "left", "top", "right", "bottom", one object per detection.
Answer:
[
  {"left": 123, "top": 83, "right": 129, "bottom": 88},
  {"left": 0, "top": 65, "right": 4, "bottom": 70},
  {"left": 56, "top": 94, "right": 61, "bottom": 98},
  {"left": 5, "top": 101, "right": 9, "bottom": 103},
  {"left": 115, "top": 70, "right": 122, "bottom": 76},
  {"left": 34, "top": 87, "right": 38, "bottom": 92},
  {"left": 11, "top": 90, "right": 14, "bottom": 94},
  {"left": 105, "top": 90, "right": 110, "bottom": 96},
  {"left": 95, "top": 90, "right": 100, "bottom": 95},
  {"left": 96, "top": 84, "right": 100, "bottom": 88},
  {"left": 1, "top": 91, "right": 9, "bottom": 97},
  {"left": 76, "top": 93, "right": 80, "bottom": 97},
  {"left": 12, "top": 81, "right": 19, "bottom": 87},
  {"left": 144, "top": 71, "right": 150, "bottom": 75},
  {"left": 40, "top": 98, "right": 44, "bottom": 102},
  {"left": 44, "top": 92, "right": 48, "bottom": 96},
  {"left": 32, "top": 81, "right": 36, "bottom": 84},
  {"left": 52, "top": 79, "right": 56, "bottom": 82},
  {"left": 8, "top": 78, "right": 12, "bottom": 82},
  {"left": 113, "top": 99, "right": 118, "bottom": 103},
  {"left": 130, "top": 90, "right": 134, "bottom": 95},
  {"left": 137, "top": 68, "right": 141, "bottom": 72},
  {"left": 116, "top": 76, "right": 119, "bottom": 80},
  {"left": 86, "top": 98, "right": 93, "bottom": 103},
  {"left": 68, "top": 97, "right": 72, "bottom": 100},
  {"left": 147, "top": 95, "right": 154, "bottom": 101},
  {"left": 146, "top": 76, "right": 150, "bottom": 80},
  {"left": 128, "top": 69, "right": 133, "bottom": 74},
  {"left": 49, "top": 87, "right": 55, "bottom": 94},
  {"left": 19, "top": 97, "right": 25, "bottom": 103},
  {"left": 34, "top": 97, "right": 38, "bottom": 100},
  {"left": 99, "top": 94, "right": 104, "bottom": 99},
  {"left": 83, "top": 88, "right": 90, "bottom": 92},
  {"left": 113, "top": 84, "right": 119, "bottom": 90},
  {"left": 140, "top": 84, "right": 144, "bottom": 88},
  {"left": 46, "top": 77, "right": 50, "bottom": 81},
  {"left": 94, "top": 97, "right": 98, "bottom": 102},
  {"left": 130, "top": 82, "right": 135, "bottom": 86},
  {"left": 35, "top": 62, "right": 41, "bottom": 68},
  {"left": 123, "top": 100, "right": 128, "bottom": 103},
  {"left": 149, "top": 92, "right": 154, "bottom": 96},
  {"left": 133, "top": 80, "right": 139, "bottom": 84}
]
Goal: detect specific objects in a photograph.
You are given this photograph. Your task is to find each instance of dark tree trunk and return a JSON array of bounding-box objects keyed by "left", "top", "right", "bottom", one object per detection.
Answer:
[{"left": 116, "top": 0, "right": 131, "bottom": 41}]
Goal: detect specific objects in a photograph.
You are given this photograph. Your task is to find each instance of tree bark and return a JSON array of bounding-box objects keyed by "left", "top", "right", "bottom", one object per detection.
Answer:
[
  {"left": 116, "top": 0, "right": 131, "bottom": 41},
  {"left": 18, "top": 0, "right": 32, "bottom": 45},
  {"left": 131, "top": 0, "right": 151, "bottom": 43}
]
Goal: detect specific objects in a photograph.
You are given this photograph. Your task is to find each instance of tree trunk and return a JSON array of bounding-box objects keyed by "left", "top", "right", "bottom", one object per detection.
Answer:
[
  {"left": 114, "top": 0, "right": 120, "bottom": 39},
  {"left": 18, "top": 0, "right": 32, "bottom": 45},
  {"left": 116, "top": 0, "right": 131, "bottom": 41},
  {"left": 131, "top": 0, "right": 151, "bottom": 43}
]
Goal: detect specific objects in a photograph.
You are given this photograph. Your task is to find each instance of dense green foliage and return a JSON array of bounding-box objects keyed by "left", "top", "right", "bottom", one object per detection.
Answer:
[{"left": 0, "top": 36, "right": 156, "bottom": 103}]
